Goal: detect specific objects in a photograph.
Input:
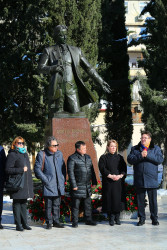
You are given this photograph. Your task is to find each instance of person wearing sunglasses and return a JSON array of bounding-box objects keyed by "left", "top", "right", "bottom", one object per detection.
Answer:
[
  {"left": 5, "top": 136, "right": 34, "bottom": 231},
  {"left": 34, "top": 136, "right": 66, "bottom": 229}
]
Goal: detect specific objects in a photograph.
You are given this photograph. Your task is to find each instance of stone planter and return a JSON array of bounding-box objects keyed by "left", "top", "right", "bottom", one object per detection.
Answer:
[{"left": 120, "top": 210, "right": 138, "bottom": 219}]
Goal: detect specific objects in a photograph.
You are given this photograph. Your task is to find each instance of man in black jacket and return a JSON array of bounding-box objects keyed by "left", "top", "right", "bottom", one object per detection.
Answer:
[
  {"left": 67, "top": 141, "right": 97, "bottom": 227},
  {"left": 0, "top": 146, "right": 6, "bottom": 229}
]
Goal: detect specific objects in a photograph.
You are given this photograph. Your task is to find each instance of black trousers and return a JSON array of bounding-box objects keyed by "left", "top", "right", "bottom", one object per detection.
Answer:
[
  {"left": 137, "top": 188, "right": 158, "bottom": 221},
  {"left": 13, "top": 199, "right": 27, "bottom": 226},
  {"left": 72, "top": 196, "right": 92, "bottom": 223},
  {"left": 0, "top": 186, "right": 3, "bottom": 223},
  {"left": 44, "top": 196, "right": 61, "bottom": 225}
]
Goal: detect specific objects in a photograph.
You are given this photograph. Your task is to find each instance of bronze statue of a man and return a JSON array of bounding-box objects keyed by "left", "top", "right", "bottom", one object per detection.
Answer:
[{"left": 38, "top": 25, "right": 110, "bottom": 115}]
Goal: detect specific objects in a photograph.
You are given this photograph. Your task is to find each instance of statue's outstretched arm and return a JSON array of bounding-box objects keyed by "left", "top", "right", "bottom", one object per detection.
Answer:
[{"left": 80, "top": 52, "right": 111, "bottom": 94}]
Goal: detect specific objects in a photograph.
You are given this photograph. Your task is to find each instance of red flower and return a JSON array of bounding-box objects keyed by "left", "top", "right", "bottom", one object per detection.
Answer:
[
  {"left": 98, "top": 186, "right": 102, "bottom": 190},
  {"left": 135, "top": 207, "right": 138, "bottom": 210},
  {"left": 61, "top": 196, "right": 65, "bottom": 200},
  {"left": 65, "top": 182, "right": 67, "bottom": 185},
  {"left": 33, "top": 215, "right": 38, "bottom": 220},
  {"left": 98, "top": 180, "right": 101, "bottom": 184},
  {"left": 40, "top": 203, "right": 44, "bottom": 208},
  {"left": 95, "top": 189, "right": 98, "bottom": 193},
  {"left": 40, "top": 217, "right": 44, "bottom": 221},
  {"left": 132, "top": 196, "right": 134, "bottom": 200},
  {"left": 127, "top": 207, "right": 130, "bottom": 210},
  {"left": 67, "top": 197, "right": 71, "bottom": 201},
  {"left": 29, "top": 209, "right": 32, "bottom": 213},
  {"left": 30, "top": 200, "right": 33, "bottom": 204},
  {"left": 126, "top": 197, "right": 129, "bottom": 201},
  {"left": 39, "top": 193, "right": 43, "bottom": 197},
  {"left": 92, "top": 200, "right": 95, "bottom": 203},
  {"left": 130, "top": 202, "right": 133, "bottom": 206},
  {"left": 67, "top": 211, "right": 70, "bottom": 215},
  {"left": 60, "top": 211, "right": 63, "bottom": 215},
  {"left": 37, "top": 190, "right": 41, "bottom": 194}
]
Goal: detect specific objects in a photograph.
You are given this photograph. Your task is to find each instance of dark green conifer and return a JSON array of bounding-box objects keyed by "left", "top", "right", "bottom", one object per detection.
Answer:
[
  {"left": 0, "top": 0, "right": 101, "bottom": 148},
  {"left": 99, "top": 0, "right": 132, "bottom": 151}
]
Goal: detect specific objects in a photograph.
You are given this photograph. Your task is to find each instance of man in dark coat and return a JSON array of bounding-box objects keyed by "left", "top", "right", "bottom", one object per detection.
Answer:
[
  {"left": 34, "top": 136, "right": 66, "bottom": 229},
  {"left": 38, "top": 25, "right": 111, "bottom": 115},
  {"left": 127, "top": 131, "right": 163, "bottom": 226},
  {"left": 0, "top": 146, "right": 6, "bottom": 229},
  {"left": 67, "top": 141, "right": 97, "bottom": 228}
]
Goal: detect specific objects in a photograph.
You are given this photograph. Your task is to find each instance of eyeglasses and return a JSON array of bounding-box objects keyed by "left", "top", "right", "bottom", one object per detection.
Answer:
[
  {"left": 17, "top": 142, "right": 25, "bottom": 145},
  {"left": 50, "top": 144, "right": 59, "bottom": 147},
  {"left": 141, "top": 137, "right": 150, "bottom": 140}
]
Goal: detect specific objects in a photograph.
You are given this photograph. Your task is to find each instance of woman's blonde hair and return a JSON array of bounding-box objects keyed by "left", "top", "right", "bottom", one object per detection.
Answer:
[
  {"left": 105, "top": 139, "right": 118, "bottom": 154},
  {"left": 11, "top": 136, "right": 25, "bottom": 149}
]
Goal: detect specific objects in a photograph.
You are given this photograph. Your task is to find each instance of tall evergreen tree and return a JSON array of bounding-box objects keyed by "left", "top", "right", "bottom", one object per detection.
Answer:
[
  {"left": 129, "top": 0, "right": 167, "bottom": 188},
  {"left": 99, "top": 0, "right": 132, "bottom": 151},
  {"left": 0, "top": 0, "right": 101, "bottom": 149}
]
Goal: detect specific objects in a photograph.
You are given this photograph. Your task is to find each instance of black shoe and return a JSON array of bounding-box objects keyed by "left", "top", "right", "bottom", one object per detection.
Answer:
[
  {"left": 85, "top": 221, "right": 97, "bottom": 226},
  {"left": 137, "top": 220, "right": 145, "bottom": 226},
  {"left": 72, "top": 223, "right": 78, "bottom": 228},
  {"left": 53, "top": 223, "right": 64, "bottom": 228},
  {"left": 46, "top": 224, "right": 52, "bottom": 230},
  {"left": 16, "top": 225, "right": 24, "bottom": 231},
  {"left": 0, "top": 224, "right": 3, "bottom": 229},
  {"left": 115, "top": 220, "right": 121, "bottom": 225},
  {"left": 23, "top": 224, "right": 32, "bottom": 230},
  {"left": 152, "top": 221, "right": 159, "bottom": 226},
  {"left": 109, "top": 221, "right": 114, "bottom": 226}
]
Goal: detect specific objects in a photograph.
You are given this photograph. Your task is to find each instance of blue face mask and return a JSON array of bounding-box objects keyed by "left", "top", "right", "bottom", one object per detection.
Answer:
[{"left": 15, "top": 146, "right": 27, "bottom": 154}]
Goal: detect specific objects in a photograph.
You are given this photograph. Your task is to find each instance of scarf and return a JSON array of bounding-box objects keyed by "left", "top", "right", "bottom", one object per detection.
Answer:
[
  {"left": 141, "top": 143, "right": 150, "bottom": 151},
  {"left": 15, "top": 146, "right": 27, "bottom": 154}
]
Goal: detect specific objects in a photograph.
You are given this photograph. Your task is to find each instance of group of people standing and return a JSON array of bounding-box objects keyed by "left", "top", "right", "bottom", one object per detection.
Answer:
[{"left": 0, "top": 130, "right": 163, "bottom": 231}]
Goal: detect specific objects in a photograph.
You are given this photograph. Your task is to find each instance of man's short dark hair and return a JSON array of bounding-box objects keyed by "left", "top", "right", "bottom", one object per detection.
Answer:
[
  {"left": 45, "top": 136, "right": 58, "bottom": 148},
  {"left": 75, "top": 141, "right": 86, "bottom": 149},
  {"left": 141, "top": 131, "right": 152, "bottom": 138}
]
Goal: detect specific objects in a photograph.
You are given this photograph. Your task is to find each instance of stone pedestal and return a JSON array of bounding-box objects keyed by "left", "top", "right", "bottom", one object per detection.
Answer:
[{"left": 46, "top": 117, "right": 100, "bottom": 181}]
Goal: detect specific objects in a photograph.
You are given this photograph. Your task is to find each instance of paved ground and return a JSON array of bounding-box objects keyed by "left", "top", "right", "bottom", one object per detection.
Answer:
[{"left": 1, "top": 195, "right": 167, "bottom": 250}]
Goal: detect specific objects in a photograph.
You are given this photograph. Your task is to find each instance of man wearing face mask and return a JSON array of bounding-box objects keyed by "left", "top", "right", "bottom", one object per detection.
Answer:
[
  {"left": 127, "top": 131, "right": 163, "bottom": 226},
  {"left": 38, "top": 25, "right": 111, "bottom": 115}
]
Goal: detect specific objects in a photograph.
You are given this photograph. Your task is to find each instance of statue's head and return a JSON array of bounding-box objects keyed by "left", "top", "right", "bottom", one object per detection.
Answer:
[{"left": 54, "top": 25, "right": 67, "bottom": 44}]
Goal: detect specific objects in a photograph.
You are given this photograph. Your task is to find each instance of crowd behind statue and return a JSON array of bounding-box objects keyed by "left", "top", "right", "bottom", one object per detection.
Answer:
[{"left": 0, "top": 131, "right": 163, "bottom": 231}]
